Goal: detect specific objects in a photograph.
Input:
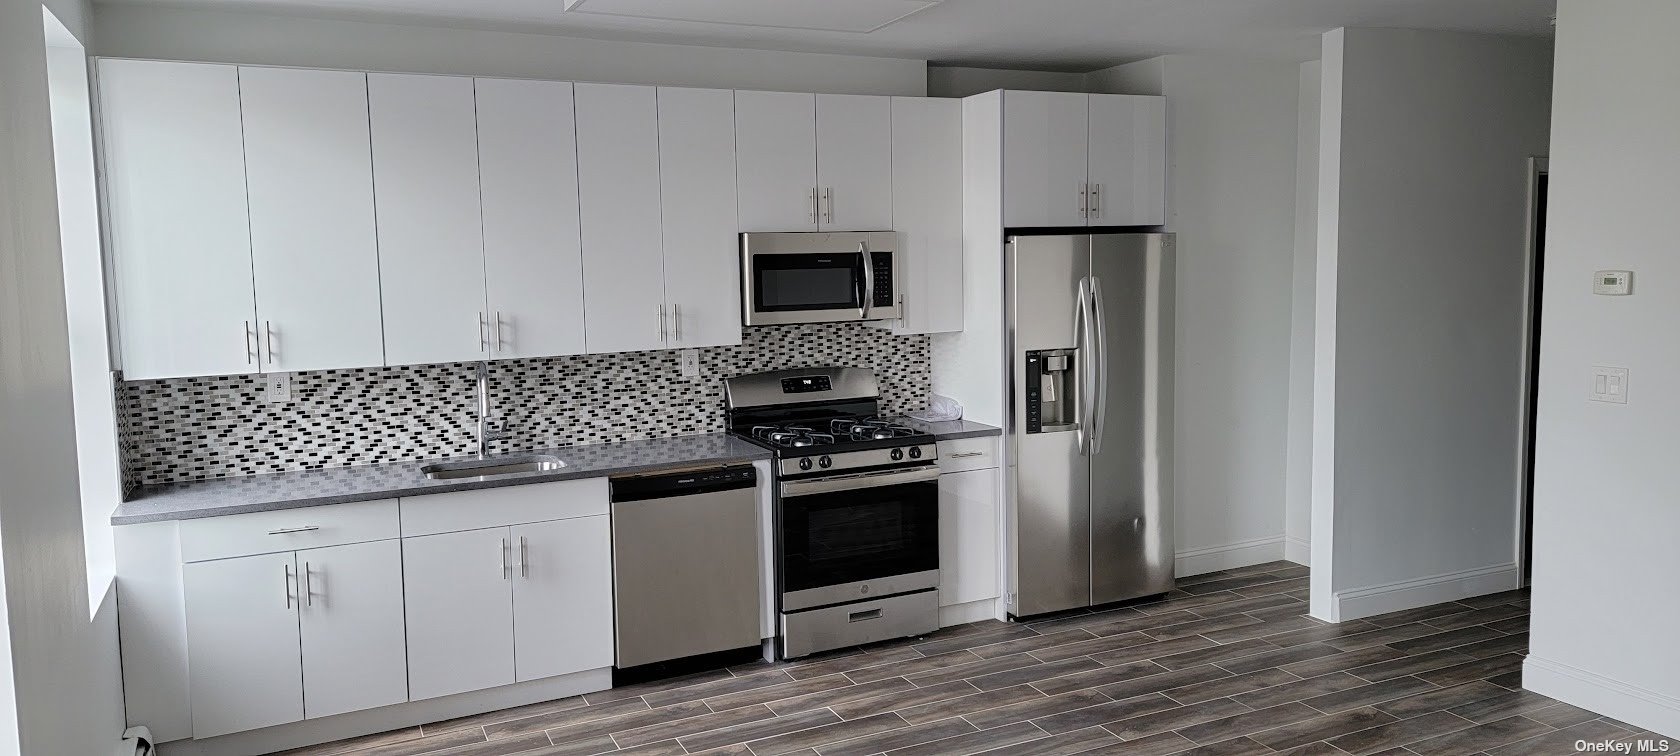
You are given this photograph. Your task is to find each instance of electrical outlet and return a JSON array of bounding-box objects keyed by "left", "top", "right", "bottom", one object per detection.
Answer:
[
  {"left": 680, "top": 349, "right": 700, "bottom": 377},
  {"left": 265, "top": 372, "right": 292, "bottom": 403}
]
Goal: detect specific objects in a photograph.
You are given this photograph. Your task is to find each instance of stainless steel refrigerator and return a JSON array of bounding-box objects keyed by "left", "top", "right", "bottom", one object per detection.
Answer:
[{"left": 1007, "top": 232, "right": 1175, "bottom": 617}]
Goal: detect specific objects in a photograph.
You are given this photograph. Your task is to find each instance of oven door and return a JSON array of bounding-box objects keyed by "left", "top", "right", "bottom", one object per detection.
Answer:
[
  {"left": 778, "top": 466, "right": 940, "bottom": 611},
  {"left": 741, "top": 232, "right": 901, "bottom": 326}
]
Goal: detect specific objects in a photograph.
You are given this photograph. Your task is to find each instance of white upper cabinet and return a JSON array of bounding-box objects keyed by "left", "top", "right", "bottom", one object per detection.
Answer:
[
  {"left": 576, "top": 83, "right": 668, "bottom": 355},
  {"left": 657, "top": 86, "right": 742, "bottom": 349},
  {"left": 239, "top": 66, "right": 386, "bottom": 373},
  {"left": 368, "top": 73, "right": 489, "bottom": 367},
  {"left": 815, "top": 94, "right": 893, "bottom": 231},
  {"left": 1086, "top": 94, "right": 1167, "bottom": 226},
  {"left": 1002, "top": 90, "right": 1090, "bottom": 228},
  {"left": 99, "top": 60, "right": 258, "bottom": 380},
  {"left": 881, "top": 96, "right": 963, "bottom": 335},
  {"left": 296, "top": 540, "right": 408, "bottom": 720},
  {"left": 734, "top": 90, "right": 818, "bottom": 232},
  {"left": 475, "top": 78, "right": 588, "bottom": 360}
]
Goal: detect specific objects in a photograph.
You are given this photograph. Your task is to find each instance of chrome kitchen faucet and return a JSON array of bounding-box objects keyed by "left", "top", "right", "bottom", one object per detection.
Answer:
[{"left": 474, "top": 361, "right": 509, "bottom": 458}]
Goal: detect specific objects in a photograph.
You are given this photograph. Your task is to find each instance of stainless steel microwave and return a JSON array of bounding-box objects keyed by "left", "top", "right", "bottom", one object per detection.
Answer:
[{"left": 741, "top": 232, "right": 901, "bottom": 326}]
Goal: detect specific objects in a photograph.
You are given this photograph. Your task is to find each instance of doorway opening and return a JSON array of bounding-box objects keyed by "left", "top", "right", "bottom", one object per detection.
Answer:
[{"left": 1517, "top": 157, "right": 1547, "bottom": 587}]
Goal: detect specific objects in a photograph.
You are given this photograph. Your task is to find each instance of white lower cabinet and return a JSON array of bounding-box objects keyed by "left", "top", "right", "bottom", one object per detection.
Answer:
[
  {"left": 512, "top": 517, "right": 614, "bottom": 681},
  {"left": 402, "top": 527, "right": 517, "bottom": 701},
  {"left": 183, "top": 552, "right": 305, "bottom": 738},
  {"left": 298, "top": 540, "right": 409, "bottom": 719},
  {"left": 938, "top": 467, "right": 1002, "bottom": 607}
]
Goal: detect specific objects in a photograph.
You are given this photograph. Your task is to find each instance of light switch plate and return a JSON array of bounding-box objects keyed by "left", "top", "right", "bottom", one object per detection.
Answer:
[
  {"left": 679, "top": 349, "right": 700, "bottom": 377},
  {"left": 1593, "top": 270, "right": 1633, "bottom": 295},
  {"left": 265, "top": 372, "right": 292, "bottom": 403},
  {"left": 1590, "top": 366, "right": 1628, "bottom": 404}
]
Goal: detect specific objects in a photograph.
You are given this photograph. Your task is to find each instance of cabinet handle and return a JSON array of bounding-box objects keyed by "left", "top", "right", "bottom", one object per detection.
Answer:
[
  {"left": 264, "top": 321, "right": 275, "bottom": 365},
  {"left": 267, "top": 526, "right": 319, "bottom": 535},
  {"left": 1090, "top": 183, "right": 1101, "bottom": 218},
  {"left": 823, "top": 187, "right": 834, "bottom": 224},
  {"left": 303, "top": 560, "right": 313, "bottom": 608},
  {"left": 283, "top": 563, "right": 293, "bottom": 609},
  {"left": 658, "top": 304, "right": 668, "bottom": 342},
  {"left": 518, "top": 536, "right": 528, "bottom": 579},
  {"left": 809, "top": 187, "right": 818, "bottom": 224},
  {"left": 494, "top": 311, "right": 505, "bottom": 354},
  {"left": 478, "top": 312, "right": 489, "bottom": 353},
  {"left": 1080, "top": 183, "right": 1089, "bottom": 219},
  {"left": 950, "top": 451, "right": 985, "bottom": 458},
  {"left": 673, "top": 304, "right": 682, "bottom": 342},
  {"left": 244, "top": 321, "right": 254, "bottom": 365},
  {"left": 500, "top": 537, "right": 509, "bottom": 580}
]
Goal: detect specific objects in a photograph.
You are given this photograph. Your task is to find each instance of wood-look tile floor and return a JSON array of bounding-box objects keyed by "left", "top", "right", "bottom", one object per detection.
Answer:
[{"left": 280, "top": 563, "right": 1647, "bottom": 756}]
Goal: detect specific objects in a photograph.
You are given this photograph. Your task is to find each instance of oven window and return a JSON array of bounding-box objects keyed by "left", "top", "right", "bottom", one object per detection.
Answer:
[
  {"left": 754, "top": 253, "right": 861, "bottom": 312},
  {"left": 780, "top": 479, "right": 938, "bottom": 595}
]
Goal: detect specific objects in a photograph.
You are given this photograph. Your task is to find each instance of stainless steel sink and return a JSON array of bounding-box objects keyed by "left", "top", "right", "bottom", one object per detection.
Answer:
[{"left": 421, "top": 454, "right": 566, "bottom": 480}]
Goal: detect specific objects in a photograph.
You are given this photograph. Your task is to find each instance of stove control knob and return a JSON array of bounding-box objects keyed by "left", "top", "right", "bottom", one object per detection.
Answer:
[
  {"left": 798, "top": 457, "right": 814, "bottom": 471},
  {"left": 890, "top": 448, "right": 905, "bottom": 461},
  {"left": 818, "top": 455, "right": 833, "bottom": 469},
  {"left": 908, "top": 446, "right": 923, "bottom": 459}
]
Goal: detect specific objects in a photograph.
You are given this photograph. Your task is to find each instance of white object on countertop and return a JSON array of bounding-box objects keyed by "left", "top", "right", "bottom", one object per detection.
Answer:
[{"left": 907, "top": 394, "right": 963, "bottom": 423}]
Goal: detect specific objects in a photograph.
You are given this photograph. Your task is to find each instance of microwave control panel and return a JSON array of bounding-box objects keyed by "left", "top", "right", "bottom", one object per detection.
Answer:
[{"left": 871, "top": 252, "right": 896, "bottom": 307}]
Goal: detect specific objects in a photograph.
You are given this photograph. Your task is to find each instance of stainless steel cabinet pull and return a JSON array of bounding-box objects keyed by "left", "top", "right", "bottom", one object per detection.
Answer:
[
  {"left": 1090, "top": 183, "right": 1102, "bottom": 218},
  {"left": 500, "top": 537, "right": 509, "bottom": 579},
  {"left": 303, "top": 561, "right": 313, "bottom": 608},
  {"left": 1080, "top": 183, "right": 1090, "bottom": 218},
  {"left": 518, "top": 536, "right": 528, "bottom": 579},
  {"left": 244, "top": 321, "right": 254, "bottom": 365},
  {"left": 950, "top": 451, "right": 985, "bottom": 458},
  {"left": 267, "top": 526, "right": 319, "bottom": 535},
  {"left": 673, "top": 304, "right": 682, "bottom": 342},
  {"left": 493, "top": 311, "right": 505, "bottom": 353},
  {"left": 264, "top": 321, "right": 275, "bottom": 365},
  {"left": 823, "top": 187, "right": 834, "bottom": 224},
  {"left": 478, "top": 312, "right": 489, "bottom": 352},
  {"left": 658, "top": 304, "right": 668, "bottom": 342},
  {"left": 810, "top": 187, "right": 819, "bottom": 224},
  {"left": 283, "top": 563, "right": 293, "bottom": 609}
]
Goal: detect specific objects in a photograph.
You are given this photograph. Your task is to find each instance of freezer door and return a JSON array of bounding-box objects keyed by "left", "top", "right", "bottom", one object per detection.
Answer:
[
  {"left": 1088, "top": 234, "right": 1176, "bottom": 604},
  {"left": 1007, "top": 235, "right": 1092, "bottom": 616}
]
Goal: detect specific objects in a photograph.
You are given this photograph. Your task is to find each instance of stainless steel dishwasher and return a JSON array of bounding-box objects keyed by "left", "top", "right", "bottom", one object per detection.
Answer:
[{"left": 610, "top": 465, "right": 761, "bottom": 673}]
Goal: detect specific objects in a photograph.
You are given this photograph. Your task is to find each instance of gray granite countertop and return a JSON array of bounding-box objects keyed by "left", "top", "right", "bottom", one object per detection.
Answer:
[
  {"left": 112, "top": 433, "right": 772, "bottom": 526},
  {"left": 898, "top": 418, "right": 1003, "bottom": 441}
]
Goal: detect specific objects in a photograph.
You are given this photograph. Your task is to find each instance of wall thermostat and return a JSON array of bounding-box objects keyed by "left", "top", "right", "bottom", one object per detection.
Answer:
[{"left": 1593, "top": 270, "right": 1632, "bottom": 296}]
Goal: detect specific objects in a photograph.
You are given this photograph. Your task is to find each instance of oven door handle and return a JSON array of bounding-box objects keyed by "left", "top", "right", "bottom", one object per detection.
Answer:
[{"left": 780, "top": 466, "right": 940, "bottom": 498}]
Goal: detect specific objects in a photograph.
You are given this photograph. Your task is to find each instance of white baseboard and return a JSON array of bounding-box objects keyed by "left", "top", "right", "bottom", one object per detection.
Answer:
[
  {"left": 1284, "top": 536, "right": 1311, "bottom": 567},
  {"left": 940, "top": 598, "right": 1002, "bottom": 627},
  {"left": 1175, "top": 536, "right": 1286, "bottom": 578},
  {"left": 1331, "top": 563, "right": 1520, "bottom": 622},
  {"left": 1525, "top": 655, "right": 1680, "bottom": 739}
]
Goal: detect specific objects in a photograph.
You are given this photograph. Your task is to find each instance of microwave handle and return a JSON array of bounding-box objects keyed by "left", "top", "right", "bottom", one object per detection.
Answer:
[{"left": 859, "top": 241, "right": 874, "bottom": 320}]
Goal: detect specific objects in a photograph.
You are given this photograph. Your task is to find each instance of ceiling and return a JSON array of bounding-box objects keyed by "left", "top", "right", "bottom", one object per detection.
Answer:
[{"left": 92, "top": 0, "right": 1558, "bottom": 71}]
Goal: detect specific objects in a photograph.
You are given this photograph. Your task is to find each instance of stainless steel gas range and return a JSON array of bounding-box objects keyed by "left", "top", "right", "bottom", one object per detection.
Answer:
[{"left": 724, "top": 367, "right": 940, "bottom": 659}]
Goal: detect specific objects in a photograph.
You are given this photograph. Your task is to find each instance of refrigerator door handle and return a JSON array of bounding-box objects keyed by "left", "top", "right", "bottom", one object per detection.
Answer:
[
  {"left": 1090, "top": 276, "right": 1110, "bottom": 455},
  {"left": 1075, "top": 276, "right": 1095, "bottom": 456}
]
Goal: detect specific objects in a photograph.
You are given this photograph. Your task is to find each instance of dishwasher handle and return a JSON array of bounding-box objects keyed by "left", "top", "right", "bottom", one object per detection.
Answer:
[{"left": 611, "top": 464, "right": 757, "bottom": 503}]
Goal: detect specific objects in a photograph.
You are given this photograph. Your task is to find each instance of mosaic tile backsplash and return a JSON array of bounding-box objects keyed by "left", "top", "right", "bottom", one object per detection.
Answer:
[{"left": 119, "top": 323, "right": 930, "bottom": 488}]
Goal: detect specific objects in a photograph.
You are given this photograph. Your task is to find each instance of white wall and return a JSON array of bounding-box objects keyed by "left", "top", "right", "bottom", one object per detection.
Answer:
[
  {"left": 1284, "top": 61, "right": 1320, "bottom": 566},
  {"left": 91, "top": 4, "right": 926, "bottom": 95},
  {"left": 1311, "top": 28, "right": 1552, "bottom": 620},
  {"left": 926, "top": 65, "right": 1086, "bottom": 97},
  {"left": 1089, "top": 55, "right": 1301, "bottom": 576},
  {"left": 0, "top": 0, "right": 128, "bottom": 752},
  {"left": 1524, "top": 0, "right": 1680, "bottom": 738}
]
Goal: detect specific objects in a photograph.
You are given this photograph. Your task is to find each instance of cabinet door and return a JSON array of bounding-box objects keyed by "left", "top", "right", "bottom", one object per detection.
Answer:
[
  {"left": 658, "top": 87, "right": 742, "bottom": 349},
  {"left": 476, "top": 78, "right": 588, "bottom": 359},
  {"left": 576, "top": 83, "right": 668, "bottom": 354},
  {"left": 1087, "top": 94, "right": 1167, "bottom": 226},
  {"left": 938, "top": 469, "right": 1001, "bottom": 606},
  {"left": 512, "top": 516, "right": 614, "bottom": 681},
  {"left": 816, "top": 94, "right": 893, "bottom": 231},
  {"left": 1002, "top": 90, "right": 1090, "bottom": 228},
  {"left": 402, "top": 527, "right": 515, "bottom": 700},
  {"left": 183, "top": 552, "right": 302, "bottom": 737},
  {"left": 368, "top": 73, "right": 488, "bottom": 366},
  {"left": 734, "top": 90, "right": 817, "bottom": 232},
  {"left": 885, "top": 97, "right": 963, "bottom": 335},
  {"left": 98, "top": 60, "right": 257, "bottom": 380},
  {"left": 240, "top": 66, "right": 385, "bottom": 373},
  {"left": 297, "top": 540, "right": 407, "bottom": 719}
]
